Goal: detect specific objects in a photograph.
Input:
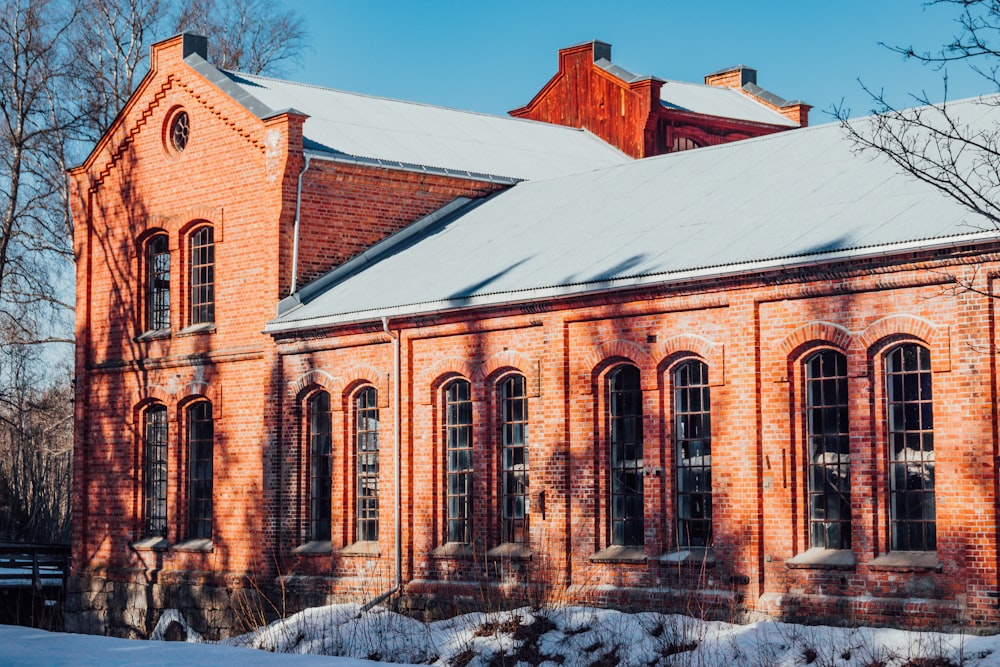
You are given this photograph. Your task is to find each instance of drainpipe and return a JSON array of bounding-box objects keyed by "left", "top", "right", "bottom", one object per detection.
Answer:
[
  {"left": 361, "top": 316, "right": 401, "bottom": 612},
  {"left": 289, "top": 153, "right": 313, "bottom": 295}
]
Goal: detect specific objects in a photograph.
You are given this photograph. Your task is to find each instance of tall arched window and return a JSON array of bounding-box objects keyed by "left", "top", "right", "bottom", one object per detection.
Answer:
[
  {"left": 189, "top": 225, "right": 214, "bottom": 325},
  {"left": 674, "top": 360, "right": 712, "bottom": 548},
  {"left": 145, "top": 234, "right": 170, "bottom": 331},
  {"left": 609, "top": 365, "right": 643, "bottom": 547},
  {"left": 309, "top": 391, "right": 332, "bottom": 542},
  {"left": 187, "top": 401, "right": 213, "bottom": 540},
  {"left": 355, "top": 387, "right": 379, "bottom": 542},
  {"left": 886, "top": 343, "right": 935, "bottom": 551},
  {"left": 445, "top": 379, "right": 473, "bottom": 543},
  {"left": 143, "top": 404, "right": 168, "bottom": 538},
  {"left": 805, "top": 350, "right": 850, "bottom": 550},
  {"left": 499, "top": 375, "right": 528, "bottom": 545}
]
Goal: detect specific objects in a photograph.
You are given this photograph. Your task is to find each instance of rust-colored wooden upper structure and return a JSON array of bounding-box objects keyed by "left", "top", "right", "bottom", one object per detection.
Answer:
[{"left": 511, "top": 41, "right": 810, "bottom": 158}]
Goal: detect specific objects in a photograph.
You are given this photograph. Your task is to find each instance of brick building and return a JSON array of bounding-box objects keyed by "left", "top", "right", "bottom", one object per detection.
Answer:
[{"left": 69, "top": 34, "right": 1000, "bottom": 637}]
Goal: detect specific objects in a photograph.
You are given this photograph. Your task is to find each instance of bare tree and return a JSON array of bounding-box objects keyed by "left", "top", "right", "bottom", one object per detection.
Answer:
[
  {"left": 0, "top": 0, "right": 78, "bottom": 346},
  {"left": 837, "top": 1, "right": 1000, "bottom": 231},
  {"left": 174, "top": 0, "right": 306, "bottom": 75},
  {"left": 70, "top": 0, "right": 168, "bottom": 144},
  {"left": 0, "top": 342, "right": 71, "bottom": 543},
  {"left": 0, "top": 0, "right": 308, "bottom": 545}
]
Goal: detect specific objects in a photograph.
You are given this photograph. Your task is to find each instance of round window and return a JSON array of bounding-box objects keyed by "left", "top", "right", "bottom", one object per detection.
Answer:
[{"left": 168, "top": 110, "right": 189, "bottom": 153}]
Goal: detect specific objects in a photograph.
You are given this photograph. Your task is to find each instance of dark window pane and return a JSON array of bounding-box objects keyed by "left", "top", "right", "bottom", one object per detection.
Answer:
[
  {"left": 355, "top": 387, "right": 379, "bottom": 541},
  {"left": 187, "top": 401, "right": 213, "bottom": 540},
  {"left": 144, "top": 405, "right": 169, "bottom": 538},
  {"left": 886, "top": 344, "right": 935, "bottom": 551},
  {"left": 805, "top": 350, "right": 851, "bottom": 549},
  {"left": 609, "top": 365, "right": 643, "bottom": 547},
  {"left": 675, "top": 361, "right": 711, "bottom": 548},
  {"left": 189, "top": 226, "right": 214, "bottom": 325},
  {"left": 500, "top": 375, "right": 529, "bottom": 544},
  {"left": 446, "top": 380, "right": 473, "bottom": 543},
  {"left": 146, "top": 235, "right": 170, "bottom": 331}
]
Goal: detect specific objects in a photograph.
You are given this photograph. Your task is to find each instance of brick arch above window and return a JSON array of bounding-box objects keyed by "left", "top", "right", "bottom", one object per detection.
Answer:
[
  {"left": 582, "top": 340, "right": 655, "bottom": 394},
  {"left": 129, "top": 395, "right": 172, "bottom": 427},
  {"left": 856, "top": 314, "right": 950, "bottom": 372},
  {"left": 339, "top": 375, "right": 389, "bottom": 409},
  {"left": 477, "top": 351, "right": 539, "bottom": 396},
  {"left": 653, "top": 334, "right": 724, "bottom": 386},
  {"left": 175, "top": 390, "right": 217, "bottom": 414},
  {"left": 127, "top": 208, "right": 223, "bottom": 253},
  {"left": 334, "top": 367, "right": 389, "bottom": 409},
  {"left": 779, "top": 321, "right": 853, "bottom": 359},
  {"left": 132, "top": 384, "right": 173, "bottom": 414},
  {"left": 419, "top": 357, "right": 479, "bottom": 405},
  {"left": 288, "top": 369, "right": 340, "bottom": 399},
  {"left": 129, "top": 379, "right": 219, "bottom": 422}
]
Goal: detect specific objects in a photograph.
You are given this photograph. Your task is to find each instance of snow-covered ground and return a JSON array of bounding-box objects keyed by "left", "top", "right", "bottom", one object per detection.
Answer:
[{"left": 4, "top": 604, "right": 1000, "bottom": 666}]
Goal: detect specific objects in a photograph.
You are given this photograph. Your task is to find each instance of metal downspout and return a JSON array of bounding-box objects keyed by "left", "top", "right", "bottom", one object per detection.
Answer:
[
  {"left": 361, "top": 317, "right": 401, "bottom": 612},
  {"left": 289, "top": 153, "right": 313, "bottom": 295}
]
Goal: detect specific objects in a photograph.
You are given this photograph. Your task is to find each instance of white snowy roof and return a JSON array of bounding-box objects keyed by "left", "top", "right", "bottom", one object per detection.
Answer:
[
  {"left": 268, "top": 97, "right": 1000, "bottom": 333},
  {"left": 660, "top": 79, "right": 797, "bottom": 127},
  {"left": 190, "top": 55, "right": 630, "bottom": 182}
]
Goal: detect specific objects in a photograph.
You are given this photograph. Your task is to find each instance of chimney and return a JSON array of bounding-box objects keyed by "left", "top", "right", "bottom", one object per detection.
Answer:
[
  {"left": 779, "top": 101, "right": 812, "bottom": 128},
  {"left": 704, "top": 65, "right": 757, "bottom": 90},
  {"left": 181, "top": 33, "right": 208, "bottom": 60}
]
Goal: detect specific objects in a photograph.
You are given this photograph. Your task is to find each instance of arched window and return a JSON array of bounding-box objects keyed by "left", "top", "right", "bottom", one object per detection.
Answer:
[
  {"left": 445, "top": 379, "right": 473, "bottom": 543},
  {"left": 355, "top": 387, "right": 379, "bottom": 542},
  {"left": 886, "top": 343, "right": 935, "bottom": 551},
  {"left": 671, "top": 136, "right": 701, "bottom": 152},
  {"left": 609, "top": 365, "right": 643, "bottom": 547},
  {"left": 145, "top": 234, "right": 170, "bottom": 331},
  {"left": 308, "top": 391, "right": 332, "bottom": 542},
  {"left": 143, "top": 404, "right": 168, "bottom": 538},
  {"left": 189, "top": 225, "right": 214, "bottom": 325},
  {"left": 674, "top": 360, "right": 711, "bottom": 548},
  {"left": 187, "top": 401, "right": 213, "bottom": 540},
  {"left": 499, "top": 375, "right": 528, "bottom": 545},
  {"left": 805, "top": 350, "right": 850, "bottom": 550}
]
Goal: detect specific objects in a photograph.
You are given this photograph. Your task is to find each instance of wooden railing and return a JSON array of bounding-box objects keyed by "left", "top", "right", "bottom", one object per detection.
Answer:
[{"left": 0, "top": 543, "right": 70, "bottom": 591}]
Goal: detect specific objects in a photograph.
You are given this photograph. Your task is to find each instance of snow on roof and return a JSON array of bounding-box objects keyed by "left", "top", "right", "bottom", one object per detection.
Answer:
[
  {"left": 267, "top": 97, "right": 1000, "bottom": 333},
  {"left": 660, "top": 79, "right": 798, "bottom": 126},
  {"left": 195, "top": 58, "right": 630, "bottom": 182}
]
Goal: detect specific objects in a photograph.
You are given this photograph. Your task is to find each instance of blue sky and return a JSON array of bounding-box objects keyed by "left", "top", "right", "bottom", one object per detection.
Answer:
[{"left": 286, "top": 0, "right": 992, "bottom": 124}]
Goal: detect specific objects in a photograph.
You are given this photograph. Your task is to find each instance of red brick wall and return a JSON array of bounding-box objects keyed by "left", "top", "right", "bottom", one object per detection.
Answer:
[
  {"left": 294, "top": 162, "right": 502, "bottom": 289},
  {"left": 262, "top": 247, "right": 1000, "bottom": 628}
]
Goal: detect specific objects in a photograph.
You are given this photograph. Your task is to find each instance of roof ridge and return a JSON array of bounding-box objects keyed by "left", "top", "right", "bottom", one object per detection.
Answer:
[{"left": 226, "top": 69, "right": 606, "bottom": 134}]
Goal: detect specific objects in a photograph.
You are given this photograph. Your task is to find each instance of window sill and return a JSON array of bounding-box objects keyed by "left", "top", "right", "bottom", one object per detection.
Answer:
[
  {"left": 293, "top": 540, "right": 332, "bottom": 555},
  {"left": 340, "top": 541, "right": 380, "bottom": 557},
  {"left": 486, "top": 543, "right": 532, "bottom": 561},
  {"left": 590, "top": 545, "right": 646, "bottom": 564},
  {"left": 171, "top": 539, "right": 214, "bottom": 552},
  {"left": 660, "top": 547, "right": 715, "bottom": 567},
  {"left": 134, "top": 329, "right": 171, "bottom": 342},
  {"left": 430, "top": 542, "right": 474, "bottom": 559},
  {"left": 869, "top": 551, "right": 941, "bottom": 572},
  {"left": 786, "top": 548, "right": 856, "bottom": 570},
  {"left": 177, "top": 322, "right": 216, "bottom": 337},
  {"left": 131, "top": 536, "right": 168, "bottom": 551}
]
